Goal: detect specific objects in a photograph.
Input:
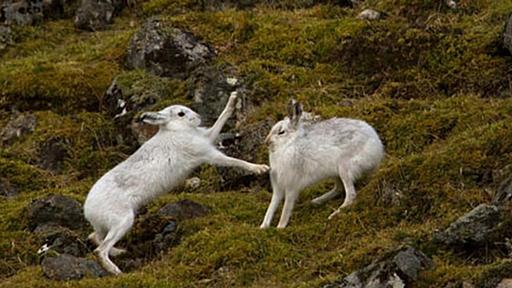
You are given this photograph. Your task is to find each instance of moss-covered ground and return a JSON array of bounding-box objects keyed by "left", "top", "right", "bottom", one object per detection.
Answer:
[{"left": 1, "top": 0, "right": 512, "bottom": 286}]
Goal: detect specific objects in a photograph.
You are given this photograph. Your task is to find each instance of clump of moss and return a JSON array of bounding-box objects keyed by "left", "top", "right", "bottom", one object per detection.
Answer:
[{"left": 0, "top": 20, "right": 134, "bottom": 112}]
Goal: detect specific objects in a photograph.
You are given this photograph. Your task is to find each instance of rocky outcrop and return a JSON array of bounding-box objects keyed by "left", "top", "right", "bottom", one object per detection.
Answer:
[
  {"left": 0, "top": 0, "right": 67, "bottom": 26},
  {"left": 494, "top": 174, "right": 512, "bottom": 205},
  {"left": 36, "top": 225, "right": 89, "bottom": 257},
  {"left": 433, "top": 204, "right": 503, "bottom": 247},
  {"left": 324, "top": 246, "right": 432, "bottom": 288},
  {"left": 187, "top": 65, "right": 241, "bottom": 127},
  {"left": 41, "top": 254, "right": 108, "bottom": 280},
  {"left": 0, "top": 25, "right": 14, "bottom": 50},
  {"left": 0, "top": 113, "right": 36, "bottom": 145},
  {"left": 357, "top": 9, "right": 383, "bottom": 20},
  {"left": 74, "top": 0, "right": 125, "bottom": 31},
  {"left": 27, "top": 195, "right": 87, "bottom": 231},
  {"left": 126, "top": 17, "right": 215, "bottom": 79},
  {"left": 37, "top": 137, "right": 70, "bottom": 172}
]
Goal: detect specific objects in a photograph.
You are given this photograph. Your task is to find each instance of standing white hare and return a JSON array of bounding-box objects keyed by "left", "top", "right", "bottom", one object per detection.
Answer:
[
  {"left": 84, "top": 92, "right": 269, "bottom": 275},
  {"left": 260, "top": 99, "right": 384, "bottom": 229}
]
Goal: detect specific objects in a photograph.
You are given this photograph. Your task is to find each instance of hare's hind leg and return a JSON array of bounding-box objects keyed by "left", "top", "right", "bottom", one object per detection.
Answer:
[
  {"left": 312, "top": 178, "right": 342, "bottom": 205},
  {"left": 328, "top": 165, "right": 356, "bottom": 220},
  {"left": 95, "top": 212, "right": 134, "bottom": 275},
  {"left": 88, "top": 231, "right": 127, "bottom": 257}
]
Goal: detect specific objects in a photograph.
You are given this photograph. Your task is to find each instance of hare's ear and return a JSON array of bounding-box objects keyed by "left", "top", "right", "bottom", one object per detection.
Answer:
[{"left": 287, "top": 99, "right": 302, "bottom": 128}]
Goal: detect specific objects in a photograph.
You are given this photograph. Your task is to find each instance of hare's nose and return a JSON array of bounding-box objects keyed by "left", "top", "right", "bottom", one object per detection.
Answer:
[{"left": 264, "top": 134, "right": 272, "bottom": 145}]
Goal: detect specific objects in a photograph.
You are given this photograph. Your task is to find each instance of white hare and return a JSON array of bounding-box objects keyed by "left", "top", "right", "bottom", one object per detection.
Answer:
[
  {"left": 84, "top": 92, "right": 269, "bottom": 274},
  {"left": 260, "top": 99, "right": 384, "bottom": 229}
]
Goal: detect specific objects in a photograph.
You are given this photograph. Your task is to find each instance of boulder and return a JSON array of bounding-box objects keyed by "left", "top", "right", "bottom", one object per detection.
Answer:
[
  {"left": 187, "top": 65, "right": 240, "bottom": 127},
  {"left": 37, "top": 137, "right": 70, "bottom": 172},
  {"left": 74, "top": 0, "right": 125, "bottom": 31},
  {"left": 433, "top": 204, "right": 502, "bottom": 246},
  {"left": 498, "top": 279, "right": 512, "bottom": 288},
  {"left": 504, "top": 14, "right": 512, "bottom": 55},
  {"left": 0, "top": 25, "right": 14, "bottom": 51},
  {"left": 0, "top": 0, "right": 43, "bottom": 25},
  {"left": 0, "top": 112, "right": 36, "bottom": 145},
  {"left": 0, "top": 0, "right": 65, "bottom": 25},
  {"left": 324, "top": 246, "right": 432, "bottom": 288},
  {"left": 41, "top": 254, "right": 107, "bottom": 280},
  {"left": 157, "top": 199, "right": 210, "bottom": 220},
  {"left": 27, "top": 195, "right": 87, "bottom": 231},
  {"left": 126, "top": 17, "right": 215, "bottom": 79},
  {"left": 35, "top": 225, "right": 89, "bottom": 257},
  {"left": 357, "top": 9, "right": 383, "bottom": 20},
  {"left": 494, "top": 174, "right": 512, "bottom": 205}
]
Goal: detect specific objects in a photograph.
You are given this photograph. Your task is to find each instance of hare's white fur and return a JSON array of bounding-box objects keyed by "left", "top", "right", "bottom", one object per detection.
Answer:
[
  {"left": 260, "top": 100, "right": 384, "bottom": 229},
  {"left": 84, "top": 93, "right": 269, "bottom": 275}
]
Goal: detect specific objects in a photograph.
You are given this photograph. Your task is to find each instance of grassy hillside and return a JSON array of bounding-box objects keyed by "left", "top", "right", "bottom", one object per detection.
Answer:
[{"left": 1, "top": 0, "right": 512, "bottom": 287}]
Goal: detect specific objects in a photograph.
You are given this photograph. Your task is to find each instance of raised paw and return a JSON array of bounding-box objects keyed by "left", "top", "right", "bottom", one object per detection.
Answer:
[
  {"left": 227, "top": 91, "right": 238, "bottom": 108},
  {"left": 249, "top": 164, "right": 270, "bottom": 174}
]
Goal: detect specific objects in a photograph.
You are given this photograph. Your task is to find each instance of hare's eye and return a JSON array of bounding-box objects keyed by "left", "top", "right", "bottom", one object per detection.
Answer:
[
  {"left": 178, "top": 111, "right": 185, "bottom": 117},
  {"left": 278, "top": 130, "right": 285, "bottom": 135}
]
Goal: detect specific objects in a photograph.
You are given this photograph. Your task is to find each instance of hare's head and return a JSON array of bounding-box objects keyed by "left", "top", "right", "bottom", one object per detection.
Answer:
[
  {"left": 265, "top": 99, "right": 303, "bottom": 152},
  {"left": 140, "top": 105, "right": 201, "bottom": 130}
]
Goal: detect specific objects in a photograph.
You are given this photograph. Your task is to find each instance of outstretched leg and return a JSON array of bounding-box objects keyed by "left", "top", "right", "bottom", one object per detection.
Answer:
[
  {"left": 260, "top": 172, "right": 284, "bottom": 229},
  {"left": 207, "top": 149, "right": 269, "bottom": 174},
  {"left": 206, "top": 92, "right": 238, "bottom": 142},
  {"left": 88, "top": 232, "right": 126, "bottom": 257},
  {"left": 277, "top": 190, "right": 299, "bottom": 228},
  {"left": 328, "top": 165, "right": 356, "bottom": 220},
  {"left": 95, "top": 212, "right": 134, "bottom": 275},
  {"left": 311, "top": 178, "right": 343, "bottom": 205}
]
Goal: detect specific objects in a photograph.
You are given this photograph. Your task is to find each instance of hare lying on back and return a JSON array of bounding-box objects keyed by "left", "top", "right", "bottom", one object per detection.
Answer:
[
  {"left": 260, "top": 99, "right": 384, "bottom": 229},
  {"left": 84, "top": 93, "right": 269, "bottom": 275}
]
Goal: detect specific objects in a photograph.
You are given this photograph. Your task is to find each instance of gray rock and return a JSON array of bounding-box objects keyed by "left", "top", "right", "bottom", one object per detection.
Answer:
[
  {"left": 494, "top": 174, "right": 512, "bottom": 205},
  {"left": 498, "top": 279, "right": 512, "bottom": 288},
  {"left": 504, "top": 14, "right": 512, "bottom": 55},
  {"left": 187, "top": 65, "right": 239, "bottom": 127},
  {"left": 324, "top": 246, "right": 432, "bottom": 288},
  {"left": 27, "top": 195, "right": 87, "bottom": 231},
  {"left": 433, "top": 204, "right": 502, "bottom": 246},
  {"left": 126, "top": 17, "right": 215, "bottom": 79},
  {"left": 119, "top": 211, "right": 181, "bottom": 270},
  {"left": 0, "top": 25, "right": 14, "bottom": 51},
  {"left": 37, "top": 137, "right": 69, "bottom": 172},
  {"left": 0, "top": 113, "right": 36, "bottom": 145},
  {"left": 357, "top": 9, "right": 382, "bottom": 20},
  {"left": 158, "top": 199, "right": 210, "bottom": 220},
  {"left": 1, "top": 0, "right": 43, "bottom": 25},
  {"left": 41, "top": 254, "right": 107, "bottom": 280},
  {"left": 74, "top": 0, "right": 124, "bottom": 31},
  {"left": 35, "top": 225, "right": 89, "bottom": 257}
]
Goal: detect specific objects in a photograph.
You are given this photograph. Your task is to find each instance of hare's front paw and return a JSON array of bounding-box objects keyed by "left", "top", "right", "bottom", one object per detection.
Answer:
[
  {"left": 249, "top": 164, "right": 270, "bottom": 174},
  {"left": 227, "top": 91, "right": 238, "bottom": 108}
]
